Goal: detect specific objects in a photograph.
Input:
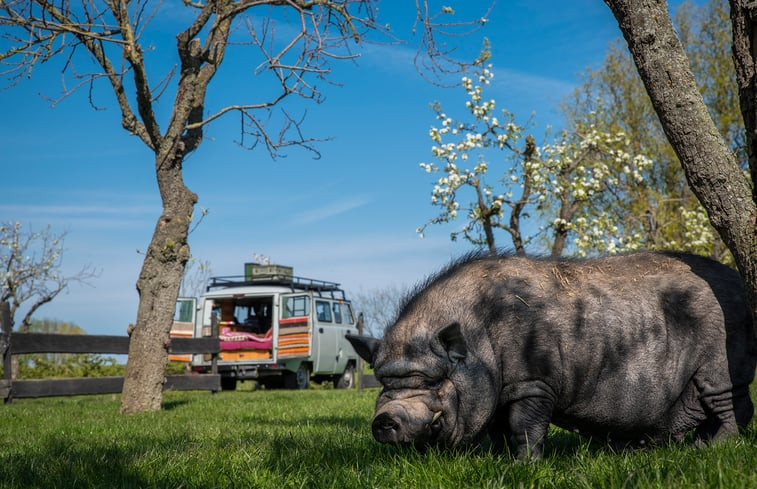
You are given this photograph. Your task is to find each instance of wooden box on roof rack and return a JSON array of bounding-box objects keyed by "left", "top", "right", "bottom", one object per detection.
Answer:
[{"left": 244, "top": 263, "right": 293, "bottom": 281}]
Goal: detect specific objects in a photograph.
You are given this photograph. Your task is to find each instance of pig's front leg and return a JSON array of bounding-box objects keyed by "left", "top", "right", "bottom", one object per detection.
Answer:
[{"left": 506, "top": 396, "right": 554, "bottom": 460}]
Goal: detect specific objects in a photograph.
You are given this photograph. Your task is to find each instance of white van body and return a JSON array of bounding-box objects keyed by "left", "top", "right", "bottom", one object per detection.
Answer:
[{"left": 172, "top": 266, "right": 360, "bottom": 390}]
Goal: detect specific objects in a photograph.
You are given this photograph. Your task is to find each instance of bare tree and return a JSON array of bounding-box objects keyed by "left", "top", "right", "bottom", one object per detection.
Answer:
[
  {"left": 1, "top": 222, "right": 98, "bottom": 379},
  {"left": 179, "top": 257, "right": 213, "bottom": 299},
  {"left": 0, "top": 1, "right": 490, "bottom": 413},
  {"left": 602, "top": 1, "right": 756, "bottom": 313},
  {"left": 1, "top": 222, "right": 97, "bottom": 333},
  {"left": 352, "top": 284, "right": 410, "bottom": 338},
  {"left": 350, "top": 283, "right": 409, "bottom": 338}
]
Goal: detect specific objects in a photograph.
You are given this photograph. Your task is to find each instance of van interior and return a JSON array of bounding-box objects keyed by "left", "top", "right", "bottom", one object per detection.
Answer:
[{"left": 214, "top": 296, "right": 275, "bottom": 361}]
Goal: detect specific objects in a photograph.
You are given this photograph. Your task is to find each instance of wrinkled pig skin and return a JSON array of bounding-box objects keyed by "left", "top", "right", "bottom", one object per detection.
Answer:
[{"left": 347, "top": 251, "right": 756, "bottom": 460}]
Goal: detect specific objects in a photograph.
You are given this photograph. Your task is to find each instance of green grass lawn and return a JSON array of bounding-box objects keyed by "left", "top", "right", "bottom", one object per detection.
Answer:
[{"left": 1, "top": 385, "right": 756, "bottom": 489}]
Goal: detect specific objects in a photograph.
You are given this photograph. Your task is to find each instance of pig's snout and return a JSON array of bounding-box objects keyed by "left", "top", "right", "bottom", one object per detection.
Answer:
[
  {"left": 372, "top": 412, "right": 402, "bottom": 443},
  {"left": 371, "top": 408, "right": 444, "bottom": 445}
]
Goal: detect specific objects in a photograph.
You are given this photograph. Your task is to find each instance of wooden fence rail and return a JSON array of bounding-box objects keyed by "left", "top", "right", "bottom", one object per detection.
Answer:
[{"left": 1, "top": 302, "right": 221, "bottom": 403}]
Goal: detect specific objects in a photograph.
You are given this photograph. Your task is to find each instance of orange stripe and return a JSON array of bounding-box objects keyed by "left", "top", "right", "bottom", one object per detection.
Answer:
[
  {"left": 280, "top": 317, "right": 309, "bottom": 325},
  {"left": 279, "top": 347, "right": 310, "bottom": 357},
  {"left": 279, "top": 335, "right": 310, "bottom": 341}
]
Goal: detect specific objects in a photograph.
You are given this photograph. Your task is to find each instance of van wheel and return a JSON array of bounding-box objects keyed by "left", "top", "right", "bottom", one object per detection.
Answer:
[
  {"left": 220, "top": 377, "right": 237, "bottom": 391},
  {"left": 334, "top": 364, "right": 355, "bottom": 389},
  {"left": 284, "top": 364, "right": 310, "bottom": 390}
]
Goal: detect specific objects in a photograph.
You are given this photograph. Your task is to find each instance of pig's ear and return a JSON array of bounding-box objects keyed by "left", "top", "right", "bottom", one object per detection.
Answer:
[
  {"left": 346, "top": 334, "right": 379, "bottom": 364},
  {"left": 438, "top": 322, "right": 467, "bottom": 363}
]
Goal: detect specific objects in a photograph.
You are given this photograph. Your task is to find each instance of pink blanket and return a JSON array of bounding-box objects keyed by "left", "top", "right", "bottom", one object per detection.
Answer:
[{"left": 219, "top": 327, "right": 273, "bottom": 350}]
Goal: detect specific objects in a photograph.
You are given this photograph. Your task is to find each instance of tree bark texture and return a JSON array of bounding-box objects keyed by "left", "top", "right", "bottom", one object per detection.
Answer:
[
  {"left": 603, "top": 0, "right": 757, "bottom": 313},
  {"left": 120, "top": 159, "right": 197, "bottom": 414},
  {"left": 730, "top": 1, "right": 757, "bottom": 200}
]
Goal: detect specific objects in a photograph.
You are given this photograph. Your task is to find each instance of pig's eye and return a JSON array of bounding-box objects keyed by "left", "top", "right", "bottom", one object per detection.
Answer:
[{"left": 381, "top": 373, "right": 441, "bottom": 390}]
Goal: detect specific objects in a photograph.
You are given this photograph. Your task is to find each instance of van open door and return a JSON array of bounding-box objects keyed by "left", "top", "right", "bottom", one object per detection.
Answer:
[
  {"left": 169, "top": 297, "right": 197, "bottom": 362},
  {"left": 278, "top": 293, "right": 313, "bottom": 360}
]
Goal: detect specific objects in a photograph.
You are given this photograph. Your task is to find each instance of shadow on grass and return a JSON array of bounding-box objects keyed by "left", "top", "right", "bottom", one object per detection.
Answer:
[
  {"left": 161, "top": 399, "right": 191, "bottom": 411},
  {"left": 1, "top": 436, "right": 155, "bottom": 488}
]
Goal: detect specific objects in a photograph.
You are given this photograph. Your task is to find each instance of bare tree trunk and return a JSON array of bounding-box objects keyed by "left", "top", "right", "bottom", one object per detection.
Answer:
[
  {"left": 550, "top": 195, "right": 576, "bottom": 257},
  {"left": 118, "top": 5, "right": 228, "bottom": 414},
  {"left": 603, "top": 0, "right": 757, "bottom": 313},
  {"left": 551, "top": 227, "right": 568, "bottom": 257},
  {"left": 120, "top": 155, "right": 197, "bottom": 414}
]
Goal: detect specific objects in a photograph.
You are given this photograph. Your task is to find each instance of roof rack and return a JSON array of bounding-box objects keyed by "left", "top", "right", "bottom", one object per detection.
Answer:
[{"left": 206, "top": 274, "right": 346, "bottom": 300}]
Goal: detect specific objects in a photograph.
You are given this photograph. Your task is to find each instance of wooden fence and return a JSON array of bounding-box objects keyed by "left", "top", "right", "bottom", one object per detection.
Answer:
[{"left": 1, "top": 301, "right": 220, "bottom": 403}]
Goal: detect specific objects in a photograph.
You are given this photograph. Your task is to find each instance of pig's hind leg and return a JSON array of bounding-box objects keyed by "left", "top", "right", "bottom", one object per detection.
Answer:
[{"left": 691, "top": 370, "right": 748, "bottom": 443}]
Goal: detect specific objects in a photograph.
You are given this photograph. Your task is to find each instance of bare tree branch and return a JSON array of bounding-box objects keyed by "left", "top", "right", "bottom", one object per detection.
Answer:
[
  {"left": 413, "top": 0, "right": 495, "bottom": 84},
  {"left": 1, "top": 222, "right": 99, "bottom": 333}
]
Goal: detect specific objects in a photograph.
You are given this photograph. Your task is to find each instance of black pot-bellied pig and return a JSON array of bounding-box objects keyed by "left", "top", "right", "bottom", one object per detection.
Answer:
[{"left": 347, "top": 251, "right": 756, "bottom": 459}]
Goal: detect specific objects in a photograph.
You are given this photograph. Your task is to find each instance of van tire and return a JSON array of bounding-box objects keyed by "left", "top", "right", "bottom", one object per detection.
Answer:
[
  {"left": 284, "top": 364, "right": 310, "bottom": 390},
  {"left": 334, "top": 364, "right": 355, "bottom": 389}
]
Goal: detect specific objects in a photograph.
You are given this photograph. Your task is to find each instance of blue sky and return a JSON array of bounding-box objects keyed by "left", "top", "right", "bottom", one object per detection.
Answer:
[{"left": 1, "top": 1, "right": 691, "bottom": 335}]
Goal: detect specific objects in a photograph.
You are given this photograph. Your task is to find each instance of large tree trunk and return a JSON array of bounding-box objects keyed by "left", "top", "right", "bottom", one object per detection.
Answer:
[
  {"left": 603, "top": 0, "right": 757, "bottom": 314},
  {"left": 120, "top": 153, "right": 197, "bottom": 414}
]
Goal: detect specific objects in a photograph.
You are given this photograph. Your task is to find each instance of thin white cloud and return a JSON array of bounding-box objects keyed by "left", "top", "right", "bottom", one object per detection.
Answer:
[
  {"left": 289, "top": 196, "right": 372, "bottom": 226},
  {"left": 0, "top": 203, "right": 158, "bottom": 231},
  {"left": 359, "top": 41, "right": 577, "bottom": 101},
  {"left": 0, "top": 204, "right": 155, "bottom": 216},
  {"left": 491, "top": 68, "right": 576, "bottom": 101}
]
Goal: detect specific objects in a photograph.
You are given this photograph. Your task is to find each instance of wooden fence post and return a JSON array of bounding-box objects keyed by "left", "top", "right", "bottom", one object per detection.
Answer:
[
  {"left": 356, "top": 312, "right": 364, "bottom": 394},
  {"left": 210, "top": 312, "right": 219, "bottom": 393},
  {"left": 1, "top": 301, "right": 12, "bottom": 403}
]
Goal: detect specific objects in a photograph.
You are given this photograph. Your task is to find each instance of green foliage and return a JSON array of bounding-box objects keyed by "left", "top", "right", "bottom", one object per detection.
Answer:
[
  {"left": 0, "top": 386, "right": 756, "bottom": 488},
  {"left": 27, "top": 318, "right": 87, "bottom": 335},
  {"left": 16, "top": 353, "right": 124, "bottom": 379},
  {"left": 562, "top": 0, "right": 740, "bottom": 262},
  {"left": 165, "top": 361, "right": 190, "bottom": 375}
]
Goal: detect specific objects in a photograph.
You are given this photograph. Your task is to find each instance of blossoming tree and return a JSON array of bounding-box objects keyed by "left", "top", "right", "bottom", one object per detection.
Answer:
[{"left": 419, "top": 66, "right": 656, "bottom": 257}]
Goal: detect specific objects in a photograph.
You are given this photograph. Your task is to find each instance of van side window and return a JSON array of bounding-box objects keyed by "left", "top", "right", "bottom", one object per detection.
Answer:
[
  {"left": 333, "top": 302, "right": 343, "bottom": 324},
  {"left": 174, "top": 299, "right": 194, "bottom": 322},
  {"left": 282, "top": 295, "right": 310, "bottom": 318},
  {"left": 316, "top": 300, "right": 332, "bottom": 322}
]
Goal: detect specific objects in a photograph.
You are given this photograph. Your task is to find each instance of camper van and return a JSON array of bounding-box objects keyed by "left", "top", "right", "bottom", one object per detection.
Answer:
[{"left": 171, "top": 264, "right": 360, "bottom": 390}]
